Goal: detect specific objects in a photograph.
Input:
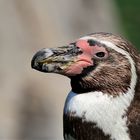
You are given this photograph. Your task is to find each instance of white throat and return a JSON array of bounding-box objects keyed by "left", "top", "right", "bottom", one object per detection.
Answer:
[
  {"left": 64, "top": 91, "right": 132, "bottom": 140},
  {"left": 64, "top": 38, "right": 137, "bottom": 140}
]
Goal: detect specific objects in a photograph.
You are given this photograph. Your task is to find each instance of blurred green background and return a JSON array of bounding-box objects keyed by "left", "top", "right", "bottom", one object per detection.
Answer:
[
  {"left": 0, "top": 0, "right": 139, "bottom": 140},
  {"left": 115, "top": 0, "right": 140, "bottom": 49}
]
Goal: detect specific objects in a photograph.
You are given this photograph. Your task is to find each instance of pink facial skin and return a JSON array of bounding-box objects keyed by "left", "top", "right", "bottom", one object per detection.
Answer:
[{"left": 65, "top": 39, "right": 108, "bottom": 76}]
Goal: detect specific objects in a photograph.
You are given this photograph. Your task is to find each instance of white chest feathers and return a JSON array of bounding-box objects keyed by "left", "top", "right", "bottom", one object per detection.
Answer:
[{"left": 64, "top": 91, "right": 134, "bottom": 140}]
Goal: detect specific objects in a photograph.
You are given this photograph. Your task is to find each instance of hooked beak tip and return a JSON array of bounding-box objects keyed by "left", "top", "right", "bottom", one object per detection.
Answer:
[{"left": 31, "top": 48, "right": 53, "bottom": 70}]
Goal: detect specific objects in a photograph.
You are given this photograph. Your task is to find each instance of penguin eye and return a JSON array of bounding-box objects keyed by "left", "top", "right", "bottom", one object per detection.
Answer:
[{"left": 95, "top": 52, "right": 105, "bottom": 58}]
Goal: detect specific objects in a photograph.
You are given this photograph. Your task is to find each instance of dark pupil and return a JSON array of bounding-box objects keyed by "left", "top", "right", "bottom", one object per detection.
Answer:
[
  {"left": 96, "top": 52, "right": 105, "bottom": 57},
  {"left": 87, "top": 39, "right": 96, "bottom": 46}
]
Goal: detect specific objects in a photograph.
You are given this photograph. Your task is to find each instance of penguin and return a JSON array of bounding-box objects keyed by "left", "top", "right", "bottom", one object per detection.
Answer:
[{"left": 31, "top": 32, "right": 140, "bottom": 140}]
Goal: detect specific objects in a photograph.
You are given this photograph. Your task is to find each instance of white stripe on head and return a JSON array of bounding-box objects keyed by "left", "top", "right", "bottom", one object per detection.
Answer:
[
  {"left": 80, "top": 36, "right": 137, "bottom": 95},
  {"left": 64, "top": 36, "right": 137, "bottom": 140}
]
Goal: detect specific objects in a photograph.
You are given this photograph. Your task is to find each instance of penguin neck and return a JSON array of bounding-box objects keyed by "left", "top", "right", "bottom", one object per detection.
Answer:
[
  {"left": 64, "top": 89, "right": 135, "bottom": 140},
  {"left": 70, "top": 77, "right": 130, "bottom": 96}
]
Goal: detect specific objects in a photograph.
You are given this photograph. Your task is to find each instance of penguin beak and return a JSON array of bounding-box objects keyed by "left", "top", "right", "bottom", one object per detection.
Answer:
[{"left": 31, "top": 44, "right": 82, "bottom": 75}]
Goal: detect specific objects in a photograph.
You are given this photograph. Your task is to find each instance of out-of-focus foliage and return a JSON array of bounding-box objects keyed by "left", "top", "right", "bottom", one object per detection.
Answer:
[{"left": 115, "top": 0, "right": 140, "bottom": 50}]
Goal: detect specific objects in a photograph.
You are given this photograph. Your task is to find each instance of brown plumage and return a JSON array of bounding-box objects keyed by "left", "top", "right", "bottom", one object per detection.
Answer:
[{"left": 31, "top": 32, "right": 140, "bottom": 140}]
